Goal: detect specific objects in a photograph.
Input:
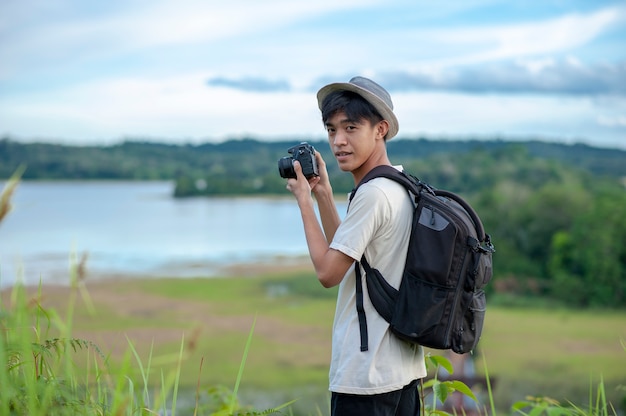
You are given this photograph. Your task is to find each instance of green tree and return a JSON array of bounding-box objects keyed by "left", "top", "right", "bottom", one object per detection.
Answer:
[{"left": 548, "top": 186, "right": 626, "bottom": 307}]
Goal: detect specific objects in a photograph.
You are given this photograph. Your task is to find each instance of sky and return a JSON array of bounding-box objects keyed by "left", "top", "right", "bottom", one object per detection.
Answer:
[{"left": 1, "top": 0, "right": 625, "bottom": 149}]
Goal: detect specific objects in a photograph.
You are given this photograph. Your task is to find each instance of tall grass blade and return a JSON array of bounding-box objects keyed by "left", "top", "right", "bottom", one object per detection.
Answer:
[
  {"left": 194, "top": 357, "right": 204, "bottom": 416},
  {"left": 0, "top": 164, "right": 25, "bottom": 224},
  {"left": 171, "top": 335, "right": 185, "bottom": 416},
  {"left": 482, "top": 350, "right": 496, "bottom": 416},
  {"left": 126, "top": 334, "right": 153, "bottom": 409},
  {"left": 230, "top": 314, "right": 257, "bottom": 413}
]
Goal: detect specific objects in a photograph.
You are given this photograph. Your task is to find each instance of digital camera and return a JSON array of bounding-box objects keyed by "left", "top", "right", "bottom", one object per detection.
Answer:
[{"left": 278, "top": 142, "right": 319, "bottom": 179}]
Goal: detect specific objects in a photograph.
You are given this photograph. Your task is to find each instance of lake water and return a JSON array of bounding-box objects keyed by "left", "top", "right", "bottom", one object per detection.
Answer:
[{"left": 0, "top": 181, "right": 347, "bottom": 288}]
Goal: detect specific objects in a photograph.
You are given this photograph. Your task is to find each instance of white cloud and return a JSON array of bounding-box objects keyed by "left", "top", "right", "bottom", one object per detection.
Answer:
[
  {"left": 413, "top": 6, "right": 626, "bottom": 68},
  {"left": 3, "top": 72, "right": 624, "bottom": 150},
  {"left": 0, "top": 72, "right": 324, "bottom": 142},
  {"left": 491, "top": 8, "right": 618, "bottom": 56},
  {"left": 1, "top": 1, "right": 624, "bottom": 148},
  {"left": 516, "top": 57, "right": 556, "bottom": 74},
  {"left": 393, "top": 91, "right": 626, "bottom": 148},
  {"left": 0, "top": 0, "right": 378, "bottom": 81},
  {"left": 2, "top": 0, "right": 375, "bottom": 52},
  {"left": 597, "top": 114, "right": 626, "bottom": 128}
]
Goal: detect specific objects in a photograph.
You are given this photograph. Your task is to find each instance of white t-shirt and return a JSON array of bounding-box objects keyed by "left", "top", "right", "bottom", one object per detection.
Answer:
[{"left": 328, "top": 173, "right": 427, "bottom": 394}]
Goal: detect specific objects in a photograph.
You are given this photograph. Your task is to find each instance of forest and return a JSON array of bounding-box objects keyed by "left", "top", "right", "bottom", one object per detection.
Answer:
[{"left": 1, "top": 136, "right": 625, "bottom": 308}]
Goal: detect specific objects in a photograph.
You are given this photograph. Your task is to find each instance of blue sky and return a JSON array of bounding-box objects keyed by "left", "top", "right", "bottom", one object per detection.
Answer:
[{"left": 1, "top": 0, "right": 625, "bottom": 149}]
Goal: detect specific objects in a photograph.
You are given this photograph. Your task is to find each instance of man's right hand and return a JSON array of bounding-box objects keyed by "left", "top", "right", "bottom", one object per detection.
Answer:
[
  {"left": 286, "top": 160, "right": 320, "bottom": 204},
  {"left": 311, "top": 151, "right": 332, "bottom": 197}
]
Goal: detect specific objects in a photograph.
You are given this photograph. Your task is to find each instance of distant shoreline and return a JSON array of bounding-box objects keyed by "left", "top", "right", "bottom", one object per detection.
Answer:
[{"left": 1, "top": 254, "right": 315, "bottom": 291}]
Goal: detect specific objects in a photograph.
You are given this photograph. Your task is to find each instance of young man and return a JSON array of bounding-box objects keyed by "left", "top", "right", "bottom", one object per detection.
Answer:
[{"left": 286, "top": 76, "right": 426, "bottom": 415}]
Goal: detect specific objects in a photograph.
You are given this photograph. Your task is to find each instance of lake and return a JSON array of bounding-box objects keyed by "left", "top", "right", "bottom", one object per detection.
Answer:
[{"left": 0, "top": 181, "right": 348, "bottom": 288}]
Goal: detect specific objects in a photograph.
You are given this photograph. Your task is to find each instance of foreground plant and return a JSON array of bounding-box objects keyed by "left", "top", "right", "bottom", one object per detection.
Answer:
[
  {"left": 0, "top": 279, "right": 296, "bottom": 415},
  {"left": 0, "top": 165, "right": 25, "bottom": 224},
  {"left": 420, "top": 353, "right": 482, "bottom": 415},
  {"left": 512, "top": 379, "right": 618, "bottom": 416},
  {"left": 510, "top": 341, "right": 625, "bottom": 416}
]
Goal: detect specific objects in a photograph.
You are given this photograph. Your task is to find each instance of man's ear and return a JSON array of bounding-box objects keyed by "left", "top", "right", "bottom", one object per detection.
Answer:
[{"left": 377, "top": 120, "right": 390, "bottom": 140}]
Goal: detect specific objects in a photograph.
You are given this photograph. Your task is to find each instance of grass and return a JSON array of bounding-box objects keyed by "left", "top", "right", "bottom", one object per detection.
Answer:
[
  {"left": 125, "top": 273, "right": 338, "bottom": 325},
  {"left": 477, "top": 306, "right": 626, "bottom": 408},
  {"left": 482, "top": 307, "right": 624, "bottom": 374},
  {"left": 0, "top": 276, "right": 301, "bottom": 415},
  {"left": 98, "top": 273, "right": 337, "bottom": 394},
  {"left": 4, "top": 271, "right": 624, "bottom": 413}
]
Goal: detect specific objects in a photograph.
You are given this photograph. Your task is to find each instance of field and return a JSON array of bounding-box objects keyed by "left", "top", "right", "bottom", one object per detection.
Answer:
[{"left": 2, "top": 264, "right": 625, "bottom": 414}]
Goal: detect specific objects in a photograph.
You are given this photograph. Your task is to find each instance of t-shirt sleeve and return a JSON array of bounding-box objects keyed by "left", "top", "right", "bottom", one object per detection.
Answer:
[{"left": 329, "top": 183, "right": 390, "bottom": 261}]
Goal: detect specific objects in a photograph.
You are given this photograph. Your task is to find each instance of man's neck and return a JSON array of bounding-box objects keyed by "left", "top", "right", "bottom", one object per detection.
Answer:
[{"left": 352, "top": 155, "right": 392, "bottom": 185}]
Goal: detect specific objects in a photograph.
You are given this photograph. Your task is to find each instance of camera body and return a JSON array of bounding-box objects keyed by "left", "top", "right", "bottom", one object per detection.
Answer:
[{"left": 278, "top": 142, "right": 319, "bottom": 179}]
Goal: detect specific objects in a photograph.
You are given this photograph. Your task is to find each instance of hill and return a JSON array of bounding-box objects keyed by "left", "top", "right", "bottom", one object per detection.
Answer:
[
  {"left": 1, "top": 137, "right": 624, "bottom": 192},
  {"left": 2, "top": 136, "right": 625, "bottom": 308}
]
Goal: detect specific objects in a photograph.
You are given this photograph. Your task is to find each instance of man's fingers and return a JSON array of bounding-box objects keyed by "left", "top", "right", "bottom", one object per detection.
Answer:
[
  {"left": 315, "top": 151, "right": 325, "bottom": 167},
  {"left": 309, "top": 176, "right": 321, "bottom": 189},
  {"left": 293, "top": 160, "right": 305, "bottom": 179}
]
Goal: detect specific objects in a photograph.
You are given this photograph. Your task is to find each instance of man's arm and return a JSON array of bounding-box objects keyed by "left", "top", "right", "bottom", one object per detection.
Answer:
[
  {"left": 308, "top": 151, "right": 341, "bottom": 242},
  {"left": 315, "top": 189, "right": 341, "bottom": 244},
  {"left": 287, "top": 161, "right": 353, "bottom": 288}
]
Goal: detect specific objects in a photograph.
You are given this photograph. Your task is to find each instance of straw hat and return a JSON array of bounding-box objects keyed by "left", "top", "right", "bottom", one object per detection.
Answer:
[{"left": 316, "top": 76, "right": 399, "bottom": 140}]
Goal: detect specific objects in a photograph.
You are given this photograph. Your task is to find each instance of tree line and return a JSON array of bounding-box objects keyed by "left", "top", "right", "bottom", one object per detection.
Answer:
[
  {"left": 2, "top": 137, "right": 625, "bottom": 184},
  {"left": 1, "top": 136, "right": 625, "bottom": 308}
]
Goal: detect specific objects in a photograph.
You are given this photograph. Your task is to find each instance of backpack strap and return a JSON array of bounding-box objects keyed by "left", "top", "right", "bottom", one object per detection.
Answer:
[
  {"left": 349, "top": 165, "right": 416, "bottom": 352},
  {"left": 350, "top": 165, "right": 421, "bottom": 201},
  {"left": 355, "top": 255, "right": 399, "bottom": 351},
  {"left": 354, "top": 263, "right": 369, "bottom": 351},
  {"left": 355, "top": 166, "right": 491, "bottom": 245}
]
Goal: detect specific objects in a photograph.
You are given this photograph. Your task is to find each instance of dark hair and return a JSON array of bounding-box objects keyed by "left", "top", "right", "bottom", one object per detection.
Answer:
[{"left": 320, "top": 90, "right": 384, "bottom": 131}]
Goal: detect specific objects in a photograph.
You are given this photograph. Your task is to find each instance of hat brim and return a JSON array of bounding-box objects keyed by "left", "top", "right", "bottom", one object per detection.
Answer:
[{"left": 317, "top": 82, "right": 399, "bottom": 140}]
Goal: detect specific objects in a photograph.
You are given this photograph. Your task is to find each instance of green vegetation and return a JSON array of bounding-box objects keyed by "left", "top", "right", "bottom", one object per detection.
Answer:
[
  {"left": 2, "top": 272, "right": 624, "bottom": 415},
  {"left": 2, "top": 141, "right": 626, "bottom": 414},
  {"left": 0, "top": 279, "right": 297, "bottom": 415},
  {"left": 0, "top": 137, "right": 626, "bottom": 184},
  {"left": 2, "top": 137, "right": 626, "bottom": 309},
  {"left": 127, "top": 275, "right": 626, "bottom": 409},
  {"left": 2, "top": 137, "right": 625, "bottom": 195}
]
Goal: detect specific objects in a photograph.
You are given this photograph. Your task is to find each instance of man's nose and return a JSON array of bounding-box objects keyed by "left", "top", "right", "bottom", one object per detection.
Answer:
[{"left": 333, "top": 131, "right": 348, "bottom": 146}]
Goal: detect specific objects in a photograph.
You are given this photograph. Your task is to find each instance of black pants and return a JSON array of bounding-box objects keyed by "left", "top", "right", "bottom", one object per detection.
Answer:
[{"left": 330, "top": 379, "right": 420, "bottom": 416}]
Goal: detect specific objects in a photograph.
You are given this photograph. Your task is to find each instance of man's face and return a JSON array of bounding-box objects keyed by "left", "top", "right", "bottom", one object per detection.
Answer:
[{"left": 324, "top": 111, "right": 384, "bottom": 173}]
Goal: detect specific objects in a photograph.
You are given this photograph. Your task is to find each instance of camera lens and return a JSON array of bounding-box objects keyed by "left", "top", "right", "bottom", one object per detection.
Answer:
[{"left": 278, "top": 157, "right": 296, "bottom": 179}]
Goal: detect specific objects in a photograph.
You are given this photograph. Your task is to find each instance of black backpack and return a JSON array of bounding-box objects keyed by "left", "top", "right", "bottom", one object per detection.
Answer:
[{"left": 349, "top": 165, "right": 495, "bottom": 354}]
